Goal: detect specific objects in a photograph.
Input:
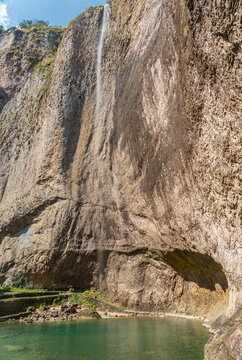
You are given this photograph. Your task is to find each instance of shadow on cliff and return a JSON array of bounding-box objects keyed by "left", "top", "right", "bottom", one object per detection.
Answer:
[
  {"left": 0, "top": 87, "right": 8, "bottom": 113},
  {"left": 163, "top": 249, "right": 228, "bottom": 292}
]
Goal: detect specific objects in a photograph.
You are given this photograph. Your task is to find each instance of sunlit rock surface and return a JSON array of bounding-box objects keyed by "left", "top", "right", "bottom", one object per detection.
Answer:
[{"left": 0, "top": 1, "right": 241, "bottom": 358}]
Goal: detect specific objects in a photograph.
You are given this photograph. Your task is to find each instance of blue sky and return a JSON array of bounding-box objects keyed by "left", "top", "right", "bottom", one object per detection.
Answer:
[{"left": 0, "top": 0, "right": 106, "bottom": 29}]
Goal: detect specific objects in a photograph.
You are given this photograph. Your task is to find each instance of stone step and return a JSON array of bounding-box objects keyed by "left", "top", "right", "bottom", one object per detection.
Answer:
[
  {"left": 88, "top": 297, "right": 129, "bottom": 313},
  {"left": 0, "top": 291, "right": 59, "bottom": 300},
  {"left": 0, "top": 312, "right": 30, "bottom": 322},
  {"left": 0, "top": 294, "right": 68, "bottom": 317}
]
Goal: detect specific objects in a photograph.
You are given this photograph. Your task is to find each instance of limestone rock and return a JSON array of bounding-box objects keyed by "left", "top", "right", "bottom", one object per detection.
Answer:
[
  {"left": 77, "top": 309, "right": 101, "bottom": 319},
  {"left": 0, "top": 0, "right": 241, "bottom": 358}
]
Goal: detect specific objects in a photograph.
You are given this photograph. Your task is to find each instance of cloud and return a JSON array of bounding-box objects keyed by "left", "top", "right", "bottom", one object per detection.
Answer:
[{"left": 0, "top": 2, "right": 9, "bottom": 28}]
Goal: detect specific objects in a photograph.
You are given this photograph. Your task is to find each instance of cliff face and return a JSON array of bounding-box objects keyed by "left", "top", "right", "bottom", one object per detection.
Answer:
[{"left": 0, "top": 0, "right": 241, "bottom": 357}]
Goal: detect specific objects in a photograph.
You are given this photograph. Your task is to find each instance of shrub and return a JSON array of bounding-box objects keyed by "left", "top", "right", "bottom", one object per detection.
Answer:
[
  {"left": 11, "top": 276, "right": 26, "bottom": 288},
  {"left": 0, "top": 286, "right": 11, "bottom": 293},
  {"left": 19, "top": 19, "right": 49, "bottom": 30},
  {"left": 26, "top": 55, "right": 39, "bottom": 66}
]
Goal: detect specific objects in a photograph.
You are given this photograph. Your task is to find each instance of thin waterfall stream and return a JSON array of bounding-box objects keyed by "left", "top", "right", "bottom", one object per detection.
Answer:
[
  {"left": 95, "top": 4, "right": 109, "bottom": 288},
  {"left": 96, "top": 4, "right": 108, "bottom": 117}
]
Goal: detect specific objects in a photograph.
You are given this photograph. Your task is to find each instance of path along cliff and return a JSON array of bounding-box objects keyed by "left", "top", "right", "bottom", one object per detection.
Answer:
[{"left": 0, "top": 0, "right": 241, "bottom": 358}]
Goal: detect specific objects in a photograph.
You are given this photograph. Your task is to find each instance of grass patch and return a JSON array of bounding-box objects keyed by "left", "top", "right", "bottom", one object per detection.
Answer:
[
  {"left": 70, "top": 290, "right": 99, "bottom": 309},
  {"left": 70, "top": 290, "right": 128, "bottom": 311},
  {"left": 36, "top": 54, "right": 55, "bottom": 73},
  {"left": 51, "top": 294, "right": 68, "bottom": 306},
  {"left": 0, "top": 286, "right": 43, "bottom": 293}
]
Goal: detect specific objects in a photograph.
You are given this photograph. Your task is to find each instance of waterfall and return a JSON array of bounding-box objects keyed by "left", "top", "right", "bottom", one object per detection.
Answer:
[
  {"left": 95, "top": 4, "right": 109, "bottom": 290},
  {"left": 96, "top": 4, "right": 108, "bottom": 117}
]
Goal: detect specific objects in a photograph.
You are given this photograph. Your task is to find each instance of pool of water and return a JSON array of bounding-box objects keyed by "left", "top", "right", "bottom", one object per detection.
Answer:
[{"left": 0, "top": 317, "right": 210, "bottom": 360}]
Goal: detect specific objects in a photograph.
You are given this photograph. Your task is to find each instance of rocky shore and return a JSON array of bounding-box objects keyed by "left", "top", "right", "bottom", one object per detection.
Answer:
[
  {"left": 1, "top": 299, "right": 162, "bottom": 324},
  {"left": 1, "top": 296, "right": 212, "bottom": 326},
  {"left": 21, "top": 302, "right": 102, "bottom": 323}
]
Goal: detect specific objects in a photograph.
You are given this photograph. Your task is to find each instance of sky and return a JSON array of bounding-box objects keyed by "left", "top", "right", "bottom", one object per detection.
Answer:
[{"left": 0, "top": 0, "right": 106, "bottom": 29}]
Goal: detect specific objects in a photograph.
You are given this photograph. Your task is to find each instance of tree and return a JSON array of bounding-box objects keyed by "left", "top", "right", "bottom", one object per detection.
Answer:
[
  {"left": 34, "top": 20, "right": 49, "bottom": 28},
  {"left": 0, "top": 25, "right": 4, "bottom": 35},
  {"left": 19, "top": 19, "right": 49, "bottom": 30},
  {"left": 19, "top": 20, "right": 34, "bottom": 29}
]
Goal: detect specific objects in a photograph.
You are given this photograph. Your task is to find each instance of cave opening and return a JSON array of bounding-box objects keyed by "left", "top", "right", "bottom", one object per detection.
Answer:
[{"left": 163, "top": 249, "right": 228, "bottom": 292}]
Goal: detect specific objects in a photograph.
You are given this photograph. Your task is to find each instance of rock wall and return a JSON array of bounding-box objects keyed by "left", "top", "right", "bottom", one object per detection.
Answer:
[{"left": 0, "top": 1, "right": 241, "bottom": 356}]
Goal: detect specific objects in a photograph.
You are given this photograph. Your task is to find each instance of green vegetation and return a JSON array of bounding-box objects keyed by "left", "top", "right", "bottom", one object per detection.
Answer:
[
  {"left": 6, "top": 25, "right": 63, "bottom": 73},
  {"left": 34, "top": 295, "right": 67, "bottom": 310},
  {"left": 0, "top": 286, "right": 11, "bottom": 293},
  {"left": 70, "top": 290, "right": 100, "bottom": 308},
  {"left": 66, "top": 19, "right": 74, "bottom": 30},
  {"left": 86, "top": 6, "right": 95, "bottom": 12},
  {"left": 0, "top": 286, "right": 41, "bottom": 293},
  {"left": 0, "top": 25, "right": 4, "bottom": 35},
  {"left": 36, "top": 85, "right": 48, "bottom": 102},
  {"left": 11, "top": 276, "right": 26, "bottom": 288},
  {"left": 86, "top": 5, "right": 102, "bottom": 12},
  {"left": 184, "top": 25, "right": 188, "bottom": 36},
  {"left": 26, "top": 55, "right": 39, "bottom": 66},
  {"left": 32, "top": 30, "right": 63, "bottom": 73},
  {"left": 52, "top": 294, "right": 68, "bottom": 306},
  {"left": 38, "top": 304, "right": 47, "bottom": 311},
  {"left": 36, "top": 53, "right": 56, "bottom": 73},
  {"left": 0, "top": 286, "right": 128, "bottom": 311},
  {"left": 8, "top": 45, "right": 22, "bottom": 55},
  {"left": 70, "top": 290, "right": 128, "bottom": 311},
  {"left": 19, "top": 19, "right": 49, "bottom": 30},
  {"left": 27, "top": 294, "right": 67, "bottom": 310}
]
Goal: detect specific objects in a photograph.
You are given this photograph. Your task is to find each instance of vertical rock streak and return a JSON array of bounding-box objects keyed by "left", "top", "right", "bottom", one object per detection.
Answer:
[{"left": 96, "top": 4, "right": 108, "bottom": 117}]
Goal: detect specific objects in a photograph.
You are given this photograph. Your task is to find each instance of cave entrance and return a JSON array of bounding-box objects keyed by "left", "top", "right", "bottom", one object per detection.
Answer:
[{"left": 163, "top": 249, "right": 228, "bottom": 292}]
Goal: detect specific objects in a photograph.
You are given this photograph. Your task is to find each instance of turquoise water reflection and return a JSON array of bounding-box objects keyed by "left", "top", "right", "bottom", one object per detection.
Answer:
[{"left": 0, "top": 317, "right": 210, "bottom": 360}]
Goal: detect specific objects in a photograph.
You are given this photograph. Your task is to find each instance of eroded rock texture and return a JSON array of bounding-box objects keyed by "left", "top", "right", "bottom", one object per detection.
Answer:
[{"left": 0, "top": 0, "right": 241, "bottom": 357}]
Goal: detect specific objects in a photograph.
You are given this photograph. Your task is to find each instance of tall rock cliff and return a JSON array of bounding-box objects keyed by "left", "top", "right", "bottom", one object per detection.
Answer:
[{"left": 0, "top": 0, "right": 241, "bottom": 358}]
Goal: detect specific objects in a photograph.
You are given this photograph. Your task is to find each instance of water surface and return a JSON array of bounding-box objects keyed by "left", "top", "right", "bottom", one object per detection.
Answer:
[{"left": 0, "top": 317, "right": 210, "bottom": 360}]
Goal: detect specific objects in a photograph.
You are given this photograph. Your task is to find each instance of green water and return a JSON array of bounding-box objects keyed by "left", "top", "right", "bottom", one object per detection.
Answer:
[{"left": 0, "top": 317, "right": 210, "bottom": 360}]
